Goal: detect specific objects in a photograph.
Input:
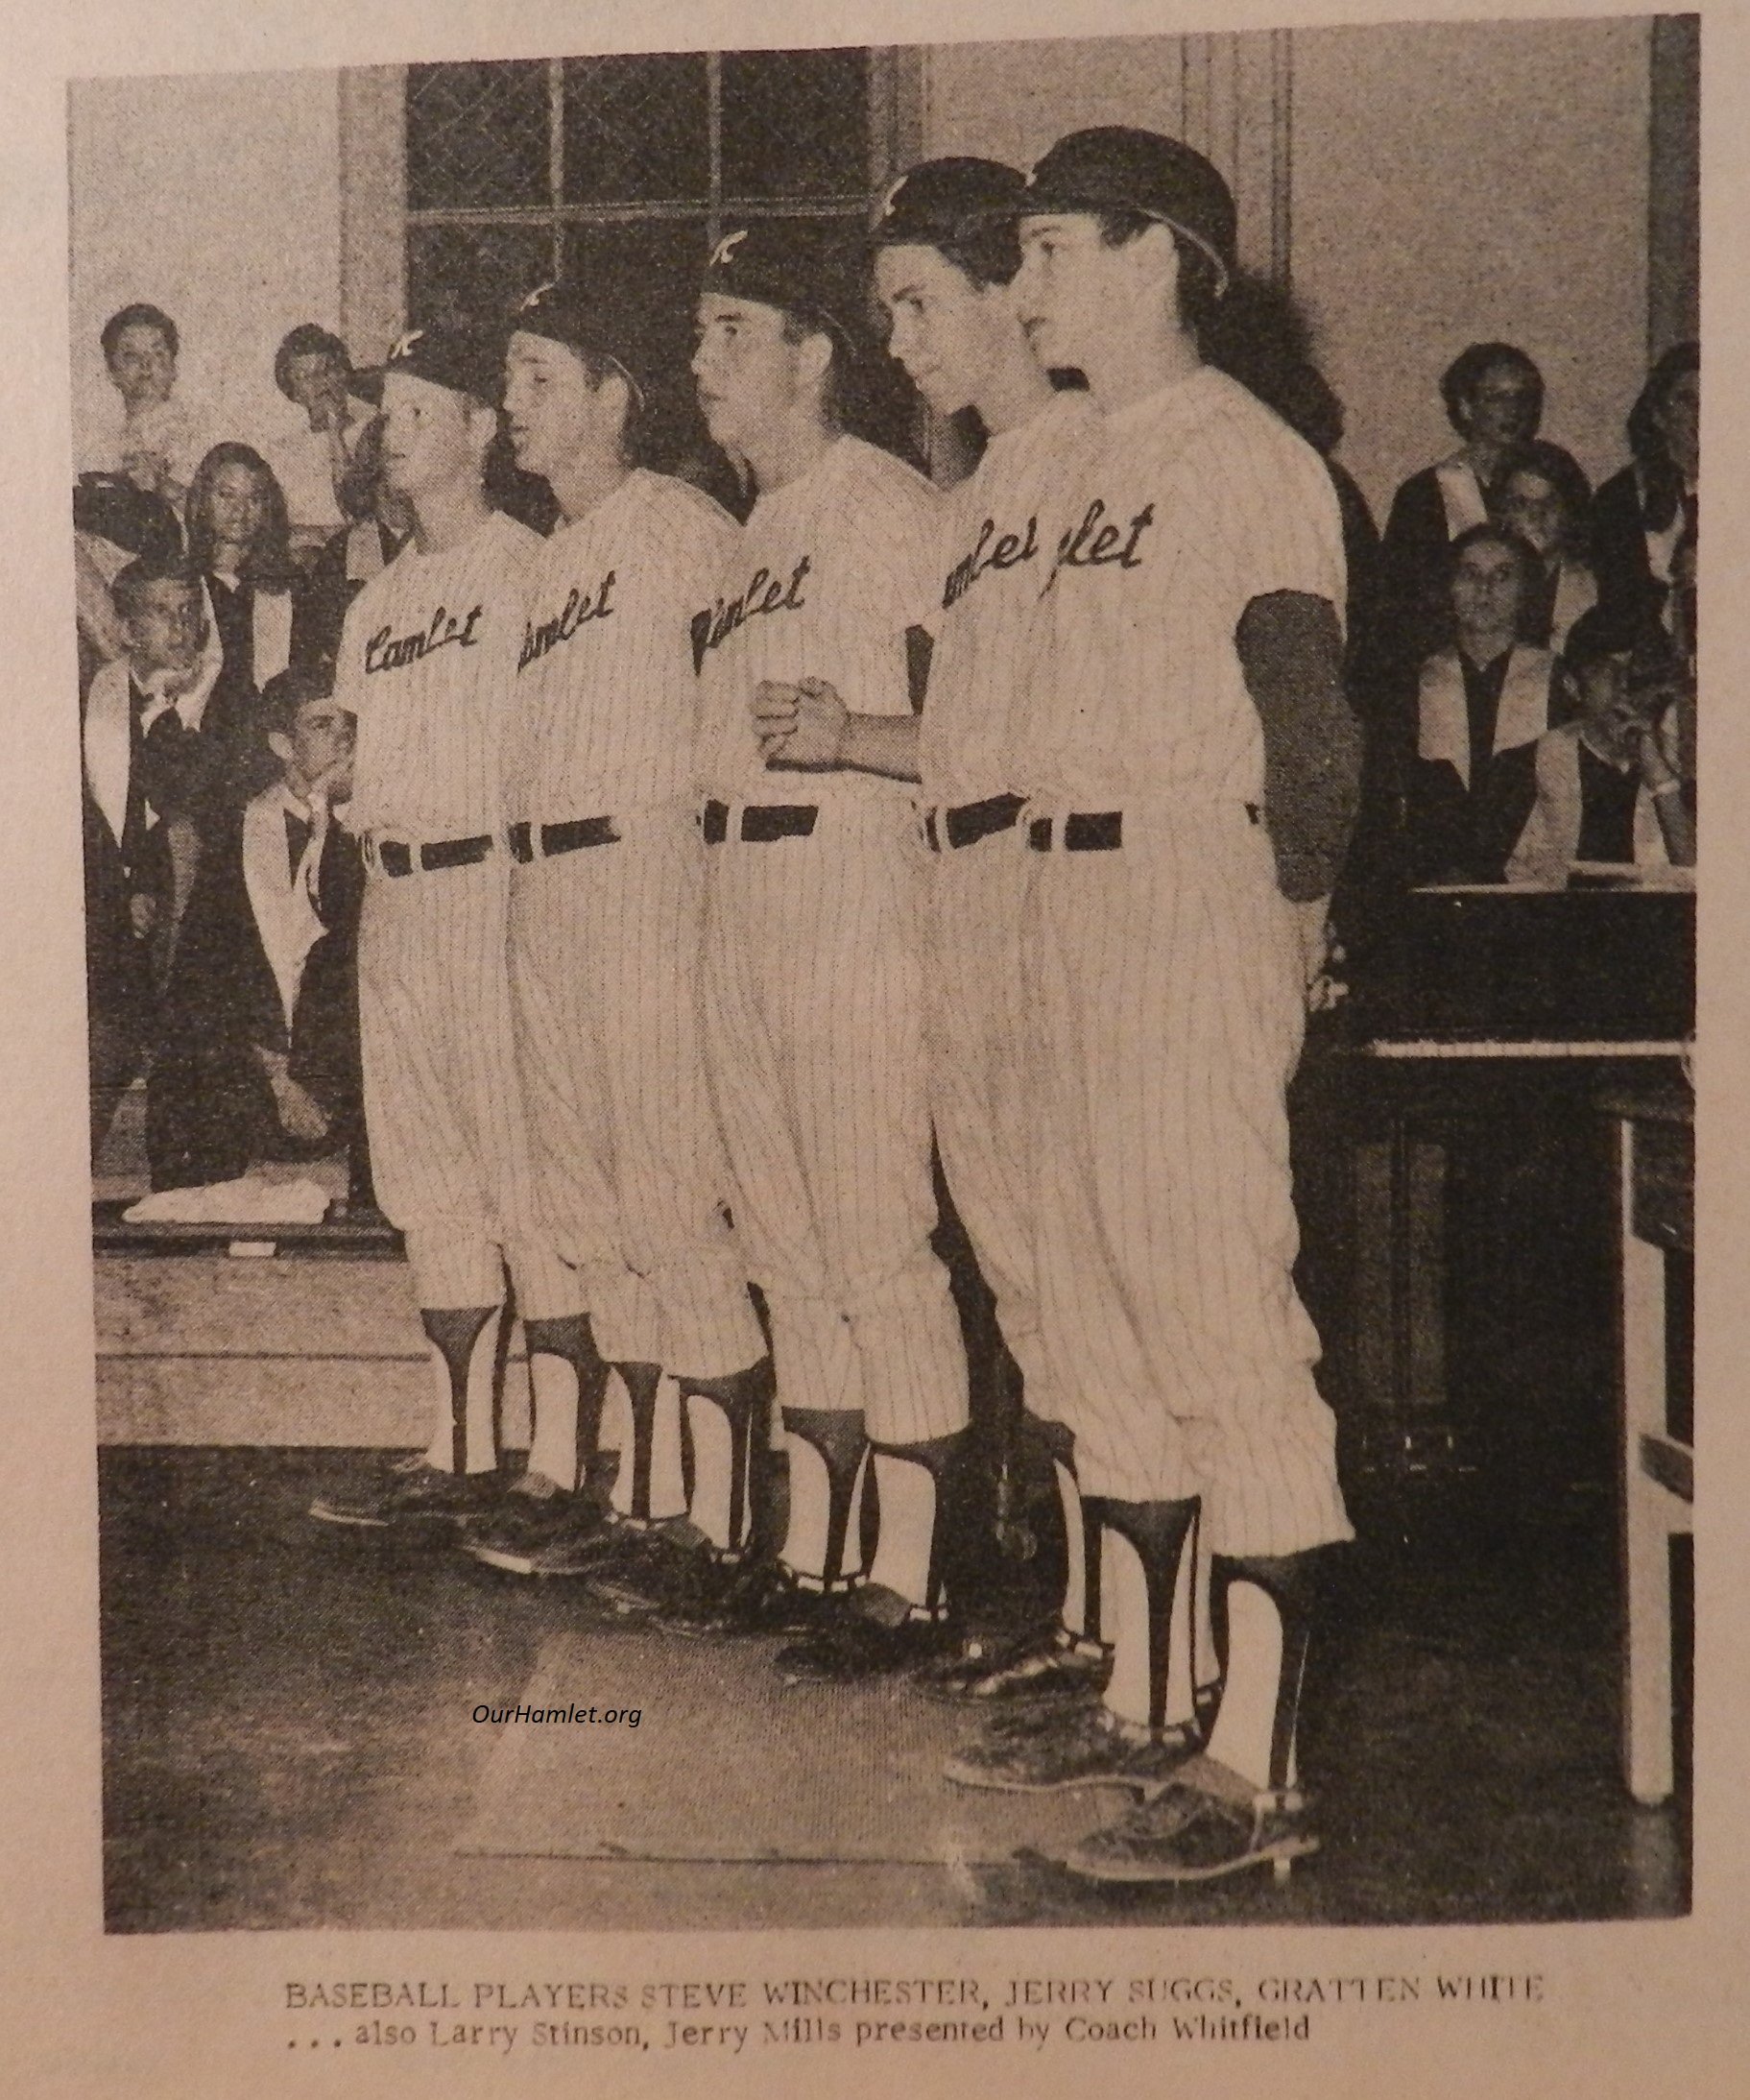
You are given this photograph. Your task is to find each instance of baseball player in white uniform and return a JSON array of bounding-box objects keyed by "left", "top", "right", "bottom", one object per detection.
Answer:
[
  {"left": 769, "top": 159, "right": 1112, "bottom": 1700},
  {"left": 463, "top": 281, "right": 771, "bottom": 1584},
  {"left": 308, "top": 326, "right": 582, "bottom": 1528},
  {"left": 679, "top": 223, "right": 971, "bottom": 1674},
  {"left": 946, "top": 132, "right": 1363, "bottom": 1885}
]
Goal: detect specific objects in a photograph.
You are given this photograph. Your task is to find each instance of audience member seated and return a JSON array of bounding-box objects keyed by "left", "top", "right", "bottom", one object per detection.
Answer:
[
  {"left": 1379, "top": 343, "right": 1590, "bottom": 683},
  {"left": 1475, "top": 608, "right": 1696, "bottom": 883},
  {"left": 1592, "top": 342, "right": 1698, "bottom": 635},
  {"left": 1406, "top": 523, "right": 1559, "bottom": 883},
  {"left": 288, "top": 417, "right": 415, "bottom": 678},
  {"left": 145, "top": 667, "right": 366, "bottom": 1194},
  {"left": 266, "top": 325, "right": 376, "bottom": 565},
  {"left": 83, "top": 558, "right": 219, "bottom": 1158},
  {"left": 183, "top": 443, "right": 300, "bottom": 809},
  {"left": 77, "top": 303, "right": 214, "bottom": 513},
  {"left": 1493, "top": 449, "right": 1598, "bottom": 654}
]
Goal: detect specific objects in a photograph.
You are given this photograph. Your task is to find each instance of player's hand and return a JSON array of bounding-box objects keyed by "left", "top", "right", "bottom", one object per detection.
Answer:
[
  {"left": 754, "top": 677, "right": 849, "bottom": 770},
  {"left": 257, "top": 1048, "right": 331, "bottom": 1145}
]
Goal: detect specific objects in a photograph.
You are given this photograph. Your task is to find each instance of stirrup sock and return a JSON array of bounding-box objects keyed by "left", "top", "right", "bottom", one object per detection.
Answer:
[
  {"left": 522, "top": 1315, "right": 610, "bottom": 1493},
  {"left": 1207, "top": 1549, "right": 1323, "bottom": 1792},
  {"left": 420, "top": 1303, "right": 507, "bottom": 1476},
  {"left": 865, "top": 1433, "right": 963, "bottom": 1614},
  {"left": 779, "top": 1407, "right": 868, "bottom": 1586},
  {"left": 1085, "top": 1497, "right": 1201, "bottom": 1733},
  {"left": 604, "top": 1362, "right": 686, "bottom": 1523},
  {"left": 679, "top": 1358, "right": 775, "bottom": 1557}
]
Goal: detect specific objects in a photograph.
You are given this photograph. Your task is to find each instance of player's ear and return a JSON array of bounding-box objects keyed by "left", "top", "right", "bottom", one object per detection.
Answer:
[
  {"left": 466, "top": 398, "right": 502, "bottom": 452},
  {"left": 266, "top": 729, "right": 295, "bottom": 770},
  {"left": 794, "top": 326, "right": 834, "bottom": 398}
]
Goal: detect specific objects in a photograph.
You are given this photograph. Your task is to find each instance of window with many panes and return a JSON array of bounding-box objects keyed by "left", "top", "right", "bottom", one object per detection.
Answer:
[{"left": 402, "top": 50, "right": 918, "bottom": 474}]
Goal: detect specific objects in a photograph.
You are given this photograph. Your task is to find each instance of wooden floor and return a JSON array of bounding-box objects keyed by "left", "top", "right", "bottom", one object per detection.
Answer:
[{"left": 99, "top": 1447, "right": 1689, "bottom": 1934}]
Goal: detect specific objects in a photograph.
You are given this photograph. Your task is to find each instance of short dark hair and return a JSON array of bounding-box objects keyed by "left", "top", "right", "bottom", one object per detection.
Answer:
[
  {"left": 275, "top": 324, "right": 350, "bottom": 399},
  {"left": 931, "top": 217, "right": 1023, "bottom": 290},
  {"left": 102, "top": 302, "right": 179, "bottom": 366},
  {"left": 1447, "top": 520, "right": 1539, "bottom": 606},
  {"left": 1440, "top": 342, "right": 1544, "bottom": 435},
  {"left": 1094, "top": 210, "right": 1222, "bottom": 336},
  {"left": 779, "top": 309, "right": 848, "bottom": 429},
  {"left": 112, "top": 553, "right": 198, "bottom": 622},
  {"left": 258, "top": 664, "right": 345, "bottom": 740}
]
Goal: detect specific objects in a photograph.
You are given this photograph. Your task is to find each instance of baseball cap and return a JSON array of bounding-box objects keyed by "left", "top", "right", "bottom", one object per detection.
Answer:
[
  {"left": 872, "top": 157, "right": 1028, "bottom": 250},
  {"left": 700, "top": 222, "right": 862, "bottom": 350},
  {"left": 1023, "top": 128, "right": 1236, "bottom": 296},
  {"left": 509, "top": 279, "right": 653, "bottom": 407},
  {"left": 354, "top": 323, "right": 503, "bottom": 408}
]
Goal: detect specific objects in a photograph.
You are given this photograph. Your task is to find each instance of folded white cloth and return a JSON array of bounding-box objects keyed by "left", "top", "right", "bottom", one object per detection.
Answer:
[{"left": 122, "top": 1175, "right": 332, "bottom": 1226}]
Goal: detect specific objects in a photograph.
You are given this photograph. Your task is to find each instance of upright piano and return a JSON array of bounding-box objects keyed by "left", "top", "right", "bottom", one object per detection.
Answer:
[{"left": 1336, "top": 872, "right": 1694, "bottom": 1484}]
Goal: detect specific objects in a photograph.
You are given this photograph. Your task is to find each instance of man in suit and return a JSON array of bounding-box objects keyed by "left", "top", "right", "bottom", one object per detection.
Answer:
[
  {"left": 145, "top": 666, "right": 366, "bottom": 1192},
  {"left": 84, "top": 557, "right": 217, "bottom": 1162}
]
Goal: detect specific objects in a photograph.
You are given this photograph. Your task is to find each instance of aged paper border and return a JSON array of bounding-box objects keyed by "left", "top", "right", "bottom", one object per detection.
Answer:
[{"left": 2, "top": 0, "right": 1745, "bottom": 2093}]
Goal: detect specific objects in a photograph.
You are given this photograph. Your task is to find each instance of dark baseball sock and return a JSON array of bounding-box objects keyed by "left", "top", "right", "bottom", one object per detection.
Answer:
[
  {"left": 1087, "top": 1495, "right": 1202, "bottom": 1735},
  {"left": 678, "top": 1356, "right": 776, "bottom": 1558},
  {"left": 779, "top": 1406, "right": 868, "bottom": 1588},
  {"left": 861, "top": 1431, "right": 965, "bottom": 1623},
  {"left": 605, "top": 1361, "right": 685, "bottom": 1525},
  {"left": 1026, "top": 1414, "right": 1092, "bottom": 1644},
  {"left": 521, "top": 1314, "right": 610, "bottom": 1493},
  {"left": 1205, "top": 1548, "right": 1326, "bottom": 1792},
  {"left": 420, "top": 1303, "right": 507, "bottom": 1476}
]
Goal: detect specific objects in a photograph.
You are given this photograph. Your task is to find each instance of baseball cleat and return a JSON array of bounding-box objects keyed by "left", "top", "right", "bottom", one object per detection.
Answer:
[
  {"left": 943, "top": 1702, "right": 1197, "bottom": 1796},
  {"left": 912, "top": 1622, "right": 1059, "bottom": 1700},
  {"left": 1058, "top": 1754, "right": 1319, "bottom": 1885},
  {"left": 961, "top": 1630, "right": 1112, "bottom": 1708},
  {"left": 774, "top": 1611, "right": 956, "bottom": 1685},
  {"left": 664, "top": 1557, "right": 842, "bottom": 1638},
  {"left": 462, "top": 1480, "right": 609, "bottom": 1575},
  {"left": 585, "top": 1526, "right": 710, "bottom": 1616},
  {"left": 307, "top": 1455, "right": 506, "bottom": 1529}
]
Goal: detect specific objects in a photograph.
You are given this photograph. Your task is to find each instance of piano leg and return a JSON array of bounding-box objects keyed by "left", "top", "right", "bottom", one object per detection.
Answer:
[{"left": 1618, "top": 1117, "right": 1676, "bottom": 1807}]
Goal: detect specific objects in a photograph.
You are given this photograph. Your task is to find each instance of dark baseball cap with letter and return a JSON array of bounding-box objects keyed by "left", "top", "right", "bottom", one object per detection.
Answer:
[
  {"left": 509, "top": 279, "right": 655, "bottom": 407},
  {"left": 1023, "top": 127, "right": 1236, "bottom": 296},
  {"left": 872, "top": 157, "right": 1029, "bottom": 250},
  {"left": 700, "top": 221, "right": 862, "bottom": 350},
  {"left": 355, "top": 323, "right": 504, "bottom": 407}
]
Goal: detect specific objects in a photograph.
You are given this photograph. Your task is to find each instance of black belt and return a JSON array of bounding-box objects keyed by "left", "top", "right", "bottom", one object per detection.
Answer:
[
  {"left": 1027, "top": 805, "right": 1261, "bottom": 853},
  {"left": 925, "top": 791, "right": 1026, "bottom": 853},
  {"left": 702, "top": 799, "right": 818, "bottom": 845},
  {"left": 508, "top": 815, "right": 620, "bottom": 862},
  {"left": 376, "top": 833, "right": 493, "bottom": 877}
]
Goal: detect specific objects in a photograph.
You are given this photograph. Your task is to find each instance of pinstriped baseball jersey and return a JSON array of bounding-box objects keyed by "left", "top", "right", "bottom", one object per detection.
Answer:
[
  {"left": 919, "top": 387, "right": 1097, "bottom": 1431},
  {"left": 1021, "top": 365, "right": 1352, "bottom": 1557},
  {"left": 695, "top": 433, "right": 967, "bottom": 1448},
  {"left": 504, "top": 468, "right": 763, "bottom": 1379},
  {"left": 505, "top": 470, "right": 739, "bottom": 820},
  {"left": 340, "top": 509, "right": 537, "bottom": 839},
  {"left": 921, "top": 387, "right": 1098, "bottom": 809},
  {"left": 334, "top": 508, "right": 556, "bottom": 1311},
  {"left": 697, "top": 434, "right": 941, "bottom": 807},
  {"left": 1023, "top": 365, "right": 1345, "bottom": 811}
]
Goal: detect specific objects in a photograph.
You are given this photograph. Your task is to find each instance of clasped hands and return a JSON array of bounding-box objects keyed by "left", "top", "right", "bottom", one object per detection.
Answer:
[{"left": 753, "top": 678, "right": 850, "bottom": 770}]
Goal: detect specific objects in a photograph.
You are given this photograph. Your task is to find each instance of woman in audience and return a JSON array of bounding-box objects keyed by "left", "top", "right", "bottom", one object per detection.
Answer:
[
  {"left": 1493, "top": 450, "right": 1598, "bottom": 655},
  {"left": 1379, "top": 343, "right": 1588, "bottom": 682},
  {"left": 1406, "top": 522, "right": 1561, "bottom": 883},
  {"left": 1592, "top": 342, "right": 1698, "bottom": 634},
  {"left": 183, "top": 443, "right": 300, "bottom": 807},
  {"left": 1477, "top": 609, "right": 1695, "bottom": 883}
]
